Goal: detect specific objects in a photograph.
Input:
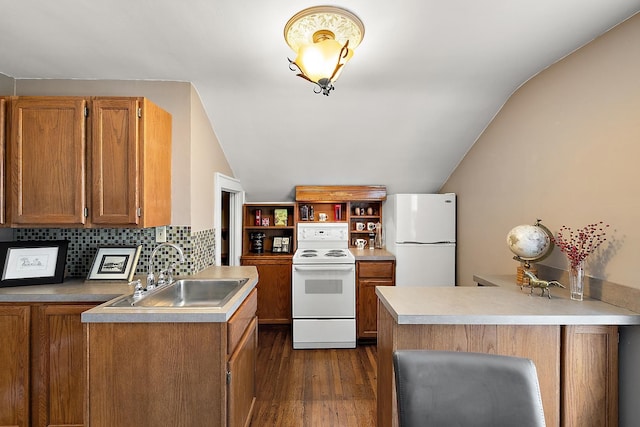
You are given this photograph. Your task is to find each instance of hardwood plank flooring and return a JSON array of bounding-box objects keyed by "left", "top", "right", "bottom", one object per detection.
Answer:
[{"left": 250, "top": 325, "right": 377, "bottom": 427}]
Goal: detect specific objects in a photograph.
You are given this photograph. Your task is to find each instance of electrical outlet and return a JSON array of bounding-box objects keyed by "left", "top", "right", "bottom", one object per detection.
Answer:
[{"left": 155, "top": 226, "right": 167, "bottom": 243}]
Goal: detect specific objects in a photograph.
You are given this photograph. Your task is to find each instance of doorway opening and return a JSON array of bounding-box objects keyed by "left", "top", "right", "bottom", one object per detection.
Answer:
[
  {"left": 220, "top": 191, "right": 230, "bottom": 265},
  {"left": 214, "top": 173, "right": 244, "bottom": 266}
]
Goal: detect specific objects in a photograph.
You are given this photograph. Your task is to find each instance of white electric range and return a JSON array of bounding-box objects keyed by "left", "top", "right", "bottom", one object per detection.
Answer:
[{"left": 291, "top": 222, "right": 356, "bottom": 349}]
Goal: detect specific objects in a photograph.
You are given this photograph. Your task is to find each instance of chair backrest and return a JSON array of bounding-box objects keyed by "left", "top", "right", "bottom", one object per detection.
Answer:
[{"left": 393, "top": 350, "right": 546, "bottom": 427}]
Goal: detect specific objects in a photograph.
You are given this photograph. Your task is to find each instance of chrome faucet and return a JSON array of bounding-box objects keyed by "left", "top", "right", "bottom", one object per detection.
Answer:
[{"left": 147, "top": 242, "right": 185, "bottom": 290}]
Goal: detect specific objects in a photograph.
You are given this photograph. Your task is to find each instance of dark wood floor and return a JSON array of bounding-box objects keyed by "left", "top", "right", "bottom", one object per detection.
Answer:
[{"left": 250, "top": 325, "right": 378, "bottom": 427}]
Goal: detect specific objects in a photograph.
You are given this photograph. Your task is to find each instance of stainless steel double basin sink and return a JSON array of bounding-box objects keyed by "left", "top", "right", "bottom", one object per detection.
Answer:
[{"left": 106, "top": 278, "right": 249, "bottom": 308}]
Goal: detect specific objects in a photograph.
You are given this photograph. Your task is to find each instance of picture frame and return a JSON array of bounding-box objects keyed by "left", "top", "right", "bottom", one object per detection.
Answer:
[
  {"left": 281, "top": 237, "right": 291, "bottom": 253},
  {"left": 87, "top": 245, "right": 142, "bottom": 281},
  {"left": 0, "top": 240, "right": 69, "bottom": 288},
  {"left": 272, "top": 236, "right": 283, "bottom": 253}
]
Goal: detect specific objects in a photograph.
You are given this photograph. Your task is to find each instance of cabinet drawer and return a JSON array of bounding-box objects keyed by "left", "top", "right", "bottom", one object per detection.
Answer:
[
  {"left": 358, "top": 261, "right": 394, "bottom": 278},
  {"left": 228, "top": 288, "right": 257, "bottom": 354}
]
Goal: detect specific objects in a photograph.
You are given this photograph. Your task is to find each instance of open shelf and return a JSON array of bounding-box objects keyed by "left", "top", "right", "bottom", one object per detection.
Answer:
[{"left": 242, "top": 203, "right": 296, "bottom": 255}]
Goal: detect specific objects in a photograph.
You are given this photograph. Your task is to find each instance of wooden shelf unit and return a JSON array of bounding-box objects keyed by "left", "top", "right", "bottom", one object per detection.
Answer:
[
  {"left": 295, "top": 185, "right": 386, "bottom": 247},
  {"left": 242, "top": 203, "right": 296, "bottom": 255},
  {"left": 241, "top": 203, "right": 296, "bottom": 325}
]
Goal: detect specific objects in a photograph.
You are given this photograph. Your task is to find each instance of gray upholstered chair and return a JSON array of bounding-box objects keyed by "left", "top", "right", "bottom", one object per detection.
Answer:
[{"left": 393, "top": 350, "right": 546, "bottom": 427}]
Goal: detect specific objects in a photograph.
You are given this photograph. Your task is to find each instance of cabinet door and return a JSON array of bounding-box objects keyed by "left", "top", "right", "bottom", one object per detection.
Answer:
[
  {"left": 0, "top": 305, "right": 30, "bottom": 427},
  {"left": 10, "top": 97, "right": 87, "bottom": 226},
  {"left": 241, "top": 257, "right": 292, "bottom": 324},
  {"left": 562, "top": 325, "right": 618, "bottom": 427},
  {"left": 357, "top": 278, "right": 393, "bottom": 340},
  {"left": 357, "top": 261, "right": 395, "bottom": 340},
  {"left": 91, "top": 98, "right": 139, "bottom": 225},
  {"left": 228, "top": 316, "right": 257, "bottom": 427},
  {"left": 0, "top": 97, "right": 6, "bottom": 225},
  {"left": 33, "top": 304, "right": 96, "bottom": 427}
]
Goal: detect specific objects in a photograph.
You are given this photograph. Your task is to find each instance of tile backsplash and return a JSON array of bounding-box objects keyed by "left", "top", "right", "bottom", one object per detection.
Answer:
[{"left": 14, "top": 226, "right": 215, "bottom": 279}]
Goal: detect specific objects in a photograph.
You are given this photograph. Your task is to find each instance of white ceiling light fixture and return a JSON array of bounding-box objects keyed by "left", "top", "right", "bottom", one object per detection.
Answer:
[{"left": 284, "top": 5, "right": 365, "bottom": 96}]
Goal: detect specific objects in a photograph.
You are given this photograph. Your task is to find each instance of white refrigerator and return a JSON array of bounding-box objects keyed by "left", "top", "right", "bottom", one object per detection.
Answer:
[{"left": 383, "top": 193, "right": 456, "bottom": 287}]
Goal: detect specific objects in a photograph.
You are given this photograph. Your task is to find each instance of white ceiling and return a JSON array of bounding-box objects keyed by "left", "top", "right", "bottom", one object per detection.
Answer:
[{"left": 1, "top": 1, "right": 639, "bottom": 201}]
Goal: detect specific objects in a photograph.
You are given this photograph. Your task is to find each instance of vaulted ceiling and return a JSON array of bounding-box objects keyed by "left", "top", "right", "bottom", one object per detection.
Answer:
[{"left": 2, "top": 1, "right": 639, "bottom": 201}]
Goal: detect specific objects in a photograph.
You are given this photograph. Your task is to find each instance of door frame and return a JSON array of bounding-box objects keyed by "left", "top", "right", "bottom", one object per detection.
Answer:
[{"left": 214, "top": 173, "right": 244, "bottom": 266}]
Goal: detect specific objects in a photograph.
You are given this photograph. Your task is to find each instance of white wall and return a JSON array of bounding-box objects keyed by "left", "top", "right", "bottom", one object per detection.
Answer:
[
  {"left": 189, "top": 85, "right": 234, "bottom": 232},
  {"left": 0, "top": 74, "right": 14, "bottom": 94},
  {"left": 442, "top": 13, "right": 640, "bottom": 290}
]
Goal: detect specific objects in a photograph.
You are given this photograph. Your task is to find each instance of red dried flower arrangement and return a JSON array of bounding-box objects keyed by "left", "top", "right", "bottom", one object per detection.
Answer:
[{"left": 553, "top": 221, "right": 609, "bottom": 268}]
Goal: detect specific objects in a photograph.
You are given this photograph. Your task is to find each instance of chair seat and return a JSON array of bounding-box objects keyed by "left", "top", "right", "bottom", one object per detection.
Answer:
[{"left": 393, "top": 350, "right": 546, "bottom": 427}]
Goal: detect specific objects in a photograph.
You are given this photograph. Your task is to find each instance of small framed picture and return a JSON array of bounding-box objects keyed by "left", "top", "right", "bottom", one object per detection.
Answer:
[
  {"left": 281, "top": 237, "right": 291, "bottom": 253},
  {"left": 272, "top": 237, "right": 283, "bottom": 253},
  {"left": 87, "top": 245, "right": 142, "bottom": 281},
  {"left": 0, "top": 240, "right": 69, "bottom": 287}
]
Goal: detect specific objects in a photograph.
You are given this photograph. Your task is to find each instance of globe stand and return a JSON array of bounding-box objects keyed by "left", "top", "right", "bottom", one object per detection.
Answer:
[{"left": 516, "top": 260, "right": 538, "bottom": 287}]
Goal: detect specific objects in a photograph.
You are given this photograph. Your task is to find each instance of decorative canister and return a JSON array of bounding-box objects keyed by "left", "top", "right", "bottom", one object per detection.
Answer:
[{"left": 250, "top": 232, "right": 266, "bottom": 253}]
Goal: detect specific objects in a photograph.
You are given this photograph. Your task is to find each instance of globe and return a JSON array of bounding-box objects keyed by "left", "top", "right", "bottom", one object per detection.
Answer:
[{"left": 506, "top": 222, "right": 554, "bottom": 262}]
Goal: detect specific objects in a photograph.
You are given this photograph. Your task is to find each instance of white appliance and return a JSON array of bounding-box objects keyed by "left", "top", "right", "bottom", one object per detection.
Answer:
[
  {"left": 292, "top": 222, "right": 356, "bottom": 349},
  {"left": 384, "top": 193, "right": 456, "bottom": 287}
]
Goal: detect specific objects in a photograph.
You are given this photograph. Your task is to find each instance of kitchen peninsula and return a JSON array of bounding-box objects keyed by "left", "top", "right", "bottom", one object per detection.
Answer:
[
  {"left": 376, "top": 277, "right": 640, "bottom": 427},
  {"left": 0, "top": 266, "right": 258, "bottom": 427}
]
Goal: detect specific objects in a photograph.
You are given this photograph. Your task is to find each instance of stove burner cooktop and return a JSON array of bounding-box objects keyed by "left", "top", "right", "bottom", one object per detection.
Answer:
[
  {"left": 300, "top": 250, "right": 317, "bottom": 257},
  {"left": 292, "top": 248, "right": 355, "bottom": 264},
  {"left": 325, "top": 250, "right": 347, "bottom": 257}
]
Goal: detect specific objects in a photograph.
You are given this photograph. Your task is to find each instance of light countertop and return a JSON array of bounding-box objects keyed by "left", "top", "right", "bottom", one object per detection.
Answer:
[
  {"left": 0, "top": 266, "right": 258, "bottom": 324},
  {"left": 0, "top": 278, "right": 132, "bottom": 302},
  {"left": 350, "top": 247, "right": 395, "bottom": 261},
  {"left": 376, "top": 274, "right": 640, "bottom": 326}
]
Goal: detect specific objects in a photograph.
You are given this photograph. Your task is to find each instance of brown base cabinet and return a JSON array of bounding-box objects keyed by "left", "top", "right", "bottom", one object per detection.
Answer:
[
  {"left": 86, "top": 289, "right": 258, "bottom": 427},
  {"left": 241, "top": 255, "right": 292, "bottom": 324},
  {"left": 0, "top": 305, "right": 30, "bottom": 427},
  {"left": 357, "top": 260, "right": 395, "bottom": 340},
  {"left": 0, "top": 303, "right": 97, "bottom": 427}
]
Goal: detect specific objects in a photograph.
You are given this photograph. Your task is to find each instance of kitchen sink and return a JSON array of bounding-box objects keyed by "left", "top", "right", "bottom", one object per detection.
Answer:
[{"left": 106, "top": 278, "right": 249, "bottom": 308}]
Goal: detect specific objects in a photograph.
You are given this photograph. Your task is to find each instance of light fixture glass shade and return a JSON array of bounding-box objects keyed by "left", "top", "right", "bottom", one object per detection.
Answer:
[
  {"left": 294, "top": 37, "right": 353, "bottom": 84},
  {"left": 284, "top": 6, "right": 364, "bottom": 95}
]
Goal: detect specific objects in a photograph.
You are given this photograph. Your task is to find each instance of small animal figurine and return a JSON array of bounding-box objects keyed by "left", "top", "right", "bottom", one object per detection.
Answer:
[{"left": 522, "top": 271, "right": 566, "bottom": 299}]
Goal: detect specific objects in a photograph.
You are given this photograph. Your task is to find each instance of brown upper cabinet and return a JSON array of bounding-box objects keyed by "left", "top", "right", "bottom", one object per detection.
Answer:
[
  {"left": 91, "top": 97, "right": 171, "bottom": 227},
  {"left": 9, "top": 97, "right": 87, "bottom": 226},
  {"left": 8, "top": 96, "right": 171, "bottom": 228},
  {"left": 0, "top": 97, "right": 6, "bottom": 226}
]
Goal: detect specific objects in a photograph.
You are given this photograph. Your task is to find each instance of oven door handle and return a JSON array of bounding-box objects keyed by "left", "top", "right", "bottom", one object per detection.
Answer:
[{"left": 293, "top": 265, "right": 355, "bottom": 272}]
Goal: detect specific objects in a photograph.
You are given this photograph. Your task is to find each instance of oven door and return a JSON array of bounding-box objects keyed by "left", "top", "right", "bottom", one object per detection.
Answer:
[{"left": 292, "top": 264, "right": 355, "bottom": 318}]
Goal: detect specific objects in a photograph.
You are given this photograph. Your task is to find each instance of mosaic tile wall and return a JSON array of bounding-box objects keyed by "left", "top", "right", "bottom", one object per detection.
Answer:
[{"left": 14, "top": 226, "right": 216, "bottom": 279}]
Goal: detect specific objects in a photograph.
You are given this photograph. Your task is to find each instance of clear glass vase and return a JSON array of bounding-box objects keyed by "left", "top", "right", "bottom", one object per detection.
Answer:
[{"left": 569, "top": 261, "right": 585, "bottom": 301}]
